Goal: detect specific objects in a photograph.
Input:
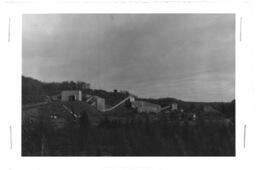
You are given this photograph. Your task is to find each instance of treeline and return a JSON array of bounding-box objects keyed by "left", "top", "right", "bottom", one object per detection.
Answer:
[
  {"left": 43, "top": 81, "right": 89, "bottom": 95},
  {"left": 22, "top": 76, "right": 89, "bottom": 104},
  {"left": 22, "top": 76, "right": 129, "bottom": 106}
]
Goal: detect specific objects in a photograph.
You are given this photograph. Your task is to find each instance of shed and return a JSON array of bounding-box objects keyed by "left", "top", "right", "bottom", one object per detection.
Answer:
[
  {"left": 132, "top": 100, "right": 161, "bottom": 113},
  {"left": 61, "top": 90, "right": 82, "bottom": 101},
  {"left": 94, "top": 96, "right": 105, "bottom": 111}
]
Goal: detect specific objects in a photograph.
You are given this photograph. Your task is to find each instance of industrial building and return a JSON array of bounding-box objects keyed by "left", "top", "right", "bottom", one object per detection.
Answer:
[
  {"left": 61, "top": 90, "right": 82, "bottom": 101},
  {"left": 86, "top": 95, "right": 106, "bottom": 112},
  {"left": 171, "top": 103, "right": 178, "bottom": 111},
  {"left": 131, "top": 100, "right": 161, "bottom": 113},
  {"left": 94, "top": 96, "right": 105, "bottom": 111}
]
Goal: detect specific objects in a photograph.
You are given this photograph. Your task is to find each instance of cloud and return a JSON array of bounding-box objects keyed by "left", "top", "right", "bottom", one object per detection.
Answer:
[{"left": 22, "top": 14, "right": 235, "bottom": 102}]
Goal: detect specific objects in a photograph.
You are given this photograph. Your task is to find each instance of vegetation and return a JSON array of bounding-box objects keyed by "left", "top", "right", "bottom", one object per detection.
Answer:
[
  {"left": 22, "top": 76, "right": 128, "bottom": 106},
  {"left": 22, "top": 76, "right": 235, "bottom": 156},
  {"left": 22, "top": 111, "right": 235, "bottom": 156}
]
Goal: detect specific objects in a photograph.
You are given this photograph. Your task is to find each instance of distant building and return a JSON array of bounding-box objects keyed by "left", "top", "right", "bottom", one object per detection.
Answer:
[
  {"left": 86, "top": 95, "right": 105, "bottom": 111},
  {"left": 171, "top": 103, "right": 178, "bottom": 111},
  {"left": 61, "top": 90, "right": 82, "bottom": 101},
  {"left": 94, "top": 96, "right": 105, "bottom": 111},
  {"left": 131, "top": 100, "right": 161, "bottom": 113},
  {"left": 129, "top": 96, "right": 135, "bottom": 102}
]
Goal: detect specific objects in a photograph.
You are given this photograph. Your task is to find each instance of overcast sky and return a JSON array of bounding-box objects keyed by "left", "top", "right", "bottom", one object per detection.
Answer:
[{"left": 22, "top": 14, "right": 235, "bottom": 102}]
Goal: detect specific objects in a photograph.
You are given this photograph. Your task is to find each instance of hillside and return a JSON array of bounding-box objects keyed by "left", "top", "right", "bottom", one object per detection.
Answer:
[
  {"left": 22, "top": 76, "right": 235, "bottom": 156},
  {"left": 141, "top": 97, "right": 235, "bottom": 120},
  {"left": 22, "top": 76, "right": 47, "bottom": 104},
  {"left": 22, "top": 76, "right": 128, "bottom": 106},
  {"left": 22, "top": 75, "right": 235, "bottom": 121},
  {"left": 62, "top": 101, "right": 104, "bottom": 125}
]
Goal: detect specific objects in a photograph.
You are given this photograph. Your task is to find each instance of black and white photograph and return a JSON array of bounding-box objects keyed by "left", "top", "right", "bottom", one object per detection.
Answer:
[{"left": 22, "top": 14, "right": 235, "bottom": 156}]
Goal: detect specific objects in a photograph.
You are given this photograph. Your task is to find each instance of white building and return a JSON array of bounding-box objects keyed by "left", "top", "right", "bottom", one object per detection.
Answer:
[
  {"left": 61, "top": 90, "right": 82, "bottom": 101},
  {"left": 94, "top": 96, "right": 105, "bottom": 111},
  {"left": 171, "top": 103, "right": 178, "bottom": 111},
  {"left": 129, "top": 96, "right": 135, "bottom": 102}
]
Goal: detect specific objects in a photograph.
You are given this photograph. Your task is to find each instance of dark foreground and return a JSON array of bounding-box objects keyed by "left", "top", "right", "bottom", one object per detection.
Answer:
[{"left": 22, "top": 104, "right": 235, "bottom": 156}]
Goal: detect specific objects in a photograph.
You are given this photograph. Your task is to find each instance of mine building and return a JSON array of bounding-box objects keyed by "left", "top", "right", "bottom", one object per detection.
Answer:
[
  {"left": 86, "top": 95, "right": 106, "bottom": 112},
  {"left": 93, "top": 96, "right": 106, "bottom": 111},
  {"left": 171, "top": 103, "right": 178, "bottom": 111},
  {"left": 61, "top": 90, "right": 82, "bottom": 101},
  {"left": 131, "top": 100, "right": 161, "bottom": 113}
]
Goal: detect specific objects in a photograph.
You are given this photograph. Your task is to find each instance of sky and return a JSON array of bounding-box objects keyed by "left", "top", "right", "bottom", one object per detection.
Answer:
[{"left": 22, "top": 14, "right": 235, "bottom": 102}]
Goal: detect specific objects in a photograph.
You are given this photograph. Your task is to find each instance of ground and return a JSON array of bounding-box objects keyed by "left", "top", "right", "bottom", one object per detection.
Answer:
[{"left": 22, "top": 100, "right": 235, "bottom": 156}]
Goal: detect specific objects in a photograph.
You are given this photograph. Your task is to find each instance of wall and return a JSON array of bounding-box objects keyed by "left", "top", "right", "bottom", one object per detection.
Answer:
[
  {"left": 132, "top": 100, "right": 161, "bottom": 113},
  {"left": 61, "top": 90, "right": 82, "bottom": 101},
  {"left": 95, "top": 96, "right": 105, "bottom": 111},
  {"left": 172, "top": 103, "right": 178, "bottom": 111}
]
